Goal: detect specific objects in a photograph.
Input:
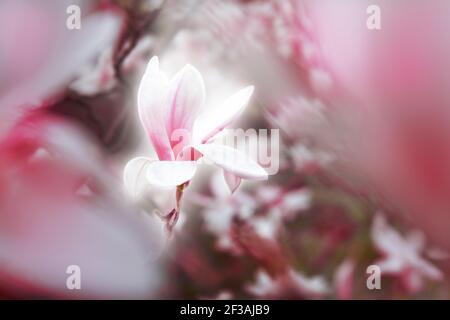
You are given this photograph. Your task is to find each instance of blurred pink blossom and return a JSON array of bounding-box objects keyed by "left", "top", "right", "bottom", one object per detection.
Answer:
[
  {"left": 0, "top": 0, "right": 122, "bottom": 136},
  {"left": 333, "top": 259, "right": 355, "bottom": 300},
  {"left": 124, "top": 56, "right": 266, "bottom": 231},
  {"left": 303, "top": 0, "right": 450, "bottom": 249},
  {"left": 0, "top": 114, "right": 164, "bottom": 298},
  {"left": 371, "top": 214, "right": 443, "bottom": 293}
]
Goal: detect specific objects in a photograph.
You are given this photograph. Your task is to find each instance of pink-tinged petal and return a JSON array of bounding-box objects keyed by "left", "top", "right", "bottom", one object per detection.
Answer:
[
  {"left": 146, "top": 161, "right": 197, "bottom": 188},
  {"left": 0, "top": 117, "right": 163, "bottom": 298},
  {"left": 123, "top": 157, "right": 154, "bottom": 199},
  {"left": 193, "top": 86, "right": 254, "bottom": 144},
  {"left": 165, "top": 64, "right": 206, "bottom": 151},
  {"left": 194, "top": 144, "right": 267, "bottom": 180},
  {"left": 223, "top": 170, "right": 241, "bottom": 193},
  {"left": 334, "top": 259, "right": 355, "bottom": 300},
  {"left": 137, "top": 56, "right": 174, "bottom": 161}
]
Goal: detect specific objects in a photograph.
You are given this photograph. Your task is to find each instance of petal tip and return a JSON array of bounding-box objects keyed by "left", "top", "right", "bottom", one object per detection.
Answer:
[
  {"left": 241, "top": 85, "right": 255, "bottom": 102},
  {"left": 142, "top": 56, "right": 160, "bottom": 76},
  {"left": 179, "top": 64, "right": 204, "bottom": 83},
  {"left": 149, "top": 55, "right": 159, "bottom": 66},
  {"left": 123, "top": 157, "right": 153, "bottom": 198},
  {"left": 245, "top": 85, "right": 255, "bottom": 95}
]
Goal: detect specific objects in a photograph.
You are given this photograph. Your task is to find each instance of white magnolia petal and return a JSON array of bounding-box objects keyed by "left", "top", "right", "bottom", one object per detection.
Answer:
[
  {"left": 146, "top": 161, "right": 197, "bottom": 188},
  {"left": 194, "top": 143, "right": 267, "bottom": 180},
  {"left": 223, "top": 170, "right": 241, "bottom": 194},
  {"left": 138, "top": 56, "right": 169, "bottom": 107},
  {"left": 123, "top": 157, "right": 154, "bottom": 198},
  {"left": 165, "top": 64, "right": 206, "bottom": 137},
  {"left": 193, "top": 86, "right": 254, "bottom": 143},
  {"left": 137, "top": 56, "right": 174, "bottom": 161}
]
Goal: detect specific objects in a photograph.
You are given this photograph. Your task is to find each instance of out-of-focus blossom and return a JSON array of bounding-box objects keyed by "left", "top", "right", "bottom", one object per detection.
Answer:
[
  {"left": 197, "top": 173, "right": 312, "bottom": 253},
  {"left": 199, "top": 290, "right": 233, "bottom": 300},
  {"left": 70, "top": 35, "right": 155, "bottom": 96},
  {"left": 268, "top": 97, "right": 336, "bottom": 170},
  {"left": 0, "top": 114, "right": 164, "bottom": 298},
  {"left": 371, "top": 214, "right": 443, "bottom": 293},
  {"left": 289, "top": 144, "right": 334, "bottom": 173},
  {"left": 122, "top": 36, "right": 155, "bottom": 73},
  {"left": 69, "top": 48, "right": 117, "bottom": 96},
  {"left": 268, "top": 97, "right": 327, "bottom": 142},
  {"left": 427, "top": 247, "right": 450, "bottom": 261},
  {"left": 333, "top": 259, "right": 355, "bottom": 300},
  {"left": 125, "top": 56, "right": 265, "bottom": 188},
  {"left": 301, "top": 0, "right": 450, "bottom": 249},
  {"left": 246, "top": 268, "right": 328, "bottom": 299},
  {"left": 0, "top": 0, "right": 122, "bottom": 136},
  {"left": 255, "top": 185, "right": 311, "bottom": 221}
]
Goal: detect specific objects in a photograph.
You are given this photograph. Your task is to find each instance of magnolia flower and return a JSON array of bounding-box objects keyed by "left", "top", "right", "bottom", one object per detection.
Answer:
[
  {"left": 124, "top": 56, "right": 267, "bottom": 228},
  {"left": 0, "top": 1, "right": 121, "bottom": 137},
  {"left": 371, "top": 214, "right": 443, "bottom": 293}
]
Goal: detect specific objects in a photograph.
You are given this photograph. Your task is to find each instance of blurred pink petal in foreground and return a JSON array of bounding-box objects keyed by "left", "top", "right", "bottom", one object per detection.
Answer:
[
  {"left": 333, "top": 259, "right": 355, "bottom": 300},
  {"left": 0, "top": 114, "right": 163, "bottom": 298},
  {"left": 0, "top": 0, "right": 122, "bottom": 137}
]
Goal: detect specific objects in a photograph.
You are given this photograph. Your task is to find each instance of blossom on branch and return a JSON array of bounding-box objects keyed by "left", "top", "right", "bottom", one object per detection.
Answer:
[{"left": 124, "top": 56, "right": 267, "bottom": 231}]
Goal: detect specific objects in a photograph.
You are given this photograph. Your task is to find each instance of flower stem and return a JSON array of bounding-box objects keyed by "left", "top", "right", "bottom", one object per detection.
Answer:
[{"left": 164, "top": 182, "right": 189, "bottom": 236}]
